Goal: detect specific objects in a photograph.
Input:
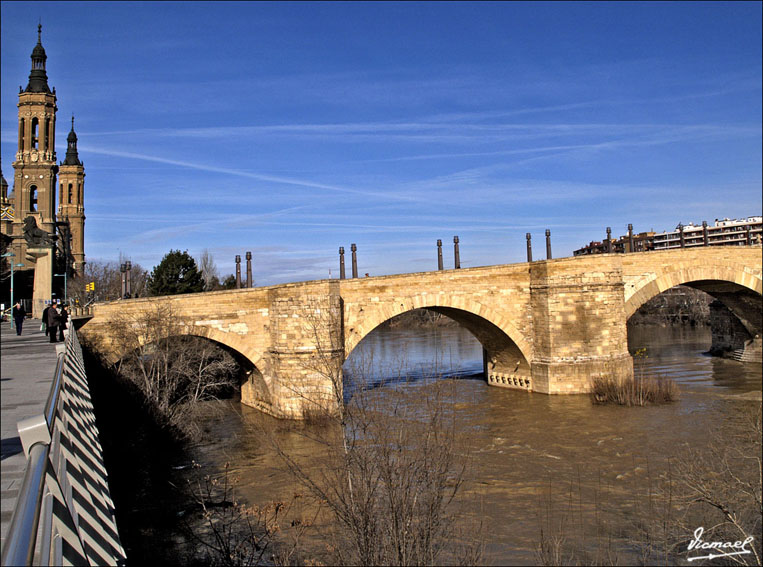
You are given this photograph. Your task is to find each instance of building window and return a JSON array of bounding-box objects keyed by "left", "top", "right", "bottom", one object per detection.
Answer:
[
  {"left": 30, "top": 185, "right": 38, "bottom": 211},
  {"left": 68, "top": 183, "right": 73, "bottom": 204},
  {"left": 31, "top": 118, "right": 39, "bottom": 150},
  {"left": 45, "top": 118, "right": 51, "bottom": 151}
]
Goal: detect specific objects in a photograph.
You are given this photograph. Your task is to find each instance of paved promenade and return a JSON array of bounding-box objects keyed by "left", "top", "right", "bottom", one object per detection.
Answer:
[{"left": 0, "top": 318, "right": 60, "bottom": 552}]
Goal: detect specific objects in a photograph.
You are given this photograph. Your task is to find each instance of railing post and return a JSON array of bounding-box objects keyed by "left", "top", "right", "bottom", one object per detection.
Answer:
[
  {"left": 628, "top": 224, "right": 634, "bottom": 252},
  {"left": 526, "top": 233, "right": 532, "bottom": 262}
]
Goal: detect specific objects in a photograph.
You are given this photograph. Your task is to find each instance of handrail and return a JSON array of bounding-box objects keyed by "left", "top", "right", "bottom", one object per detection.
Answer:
[
  {"left": 0, "top": 443, "right": 49, "bottom": 566},
  {"left": 43, "top": 352, "right": 65, "bottom": 429}
]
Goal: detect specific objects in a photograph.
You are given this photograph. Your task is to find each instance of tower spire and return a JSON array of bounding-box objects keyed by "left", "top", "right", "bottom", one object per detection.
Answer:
[
  {"left": 26, "top": 22, "right": 50, "bottom": 93},
  {"left": 63, "top": 114, "right": 81, "bottom": 166}
]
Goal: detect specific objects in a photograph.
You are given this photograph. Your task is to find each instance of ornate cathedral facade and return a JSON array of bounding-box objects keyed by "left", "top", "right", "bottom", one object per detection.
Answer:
[{"left": 1, "top": 26, "right": 86, "bottom": 313}]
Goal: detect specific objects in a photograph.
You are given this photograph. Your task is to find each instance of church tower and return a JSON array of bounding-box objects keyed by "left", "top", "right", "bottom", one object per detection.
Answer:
[
  {"left": 58, "top": 116, "right": 86, "bottom": 275},
  {"left": 11, "top": 24, "right": 59, "bottom": 269}
]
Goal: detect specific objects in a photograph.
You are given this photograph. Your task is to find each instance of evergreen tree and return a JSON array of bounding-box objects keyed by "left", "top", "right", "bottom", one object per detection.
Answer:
[
  {"left": 221, "top": 274, "right": 237, "bottom": 290},
  {"left": 147, "top": 250, "right": 205, "bottom": 296}
]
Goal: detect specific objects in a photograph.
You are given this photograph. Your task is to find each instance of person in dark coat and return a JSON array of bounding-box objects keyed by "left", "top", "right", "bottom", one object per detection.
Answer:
[
  {"left": 12, "top": 301, "right": 26, "bottom": 335},
  {"left": 47, "top": 303, "right": 60, "bottom": 343},
  {"left": 41, "top": 303, "right": 51, "bottom": 335},
  {"left": 58, "top": 304, "right": 68, "bottom": 342}
]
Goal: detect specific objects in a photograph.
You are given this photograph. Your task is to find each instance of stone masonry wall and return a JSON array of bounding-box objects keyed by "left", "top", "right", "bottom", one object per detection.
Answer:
[{"left": 530, "top": 255, "right": 633, "bottom": 393}]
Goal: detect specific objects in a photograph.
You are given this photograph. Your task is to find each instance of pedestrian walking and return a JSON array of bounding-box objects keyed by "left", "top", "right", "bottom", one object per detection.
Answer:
[
  {"left": 47, "top": 302, "right": 60, "bottom": 343},
  {"left": 58, "top": 304, "right": 69, "bottom": 342},
  {"left": 12, "top": 301, "right": 26, "bottom": 335}
]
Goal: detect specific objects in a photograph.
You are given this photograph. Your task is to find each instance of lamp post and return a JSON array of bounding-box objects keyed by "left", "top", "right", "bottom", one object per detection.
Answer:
[
  {"left": 2, "top": 252, "right": 24, "bottom": 329},
  {"left": 125, "top": 261, "right": 132, "bottom": 298},
  {"left": 53, "top": 272, "right": 68, "bottom": 304},
  {"left": 120, "top": 263, "right": 127, "bottom": 298}
]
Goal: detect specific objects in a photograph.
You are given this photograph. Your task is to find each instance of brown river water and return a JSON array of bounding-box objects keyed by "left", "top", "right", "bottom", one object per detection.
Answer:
[{"left": 183, "top": 325, "right": 762, "bottom": 565}]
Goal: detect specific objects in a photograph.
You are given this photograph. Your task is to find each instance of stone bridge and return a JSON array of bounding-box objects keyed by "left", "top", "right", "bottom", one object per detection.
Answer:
[{"left": 79, "top": 247, "right": 762, "bottom": 418}]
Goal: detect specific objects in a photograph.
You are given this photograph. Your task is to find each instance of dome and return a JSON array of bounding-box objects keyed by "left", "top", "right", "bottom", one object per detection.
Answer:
[{"left": 31, "top": 42, "right": 47, "bottom": 60}]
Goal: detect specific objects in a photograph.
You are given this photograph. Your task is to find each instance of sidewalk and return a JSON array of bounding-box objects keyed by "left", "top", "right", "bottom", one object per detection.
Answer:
[{"left": 0, "top": 318, "right": 60, "bottom": 551}]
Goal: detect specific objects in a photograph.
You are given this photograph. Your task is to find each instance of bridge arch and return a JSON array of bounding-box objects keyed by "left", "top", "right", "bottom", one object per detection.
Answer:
[
  {"left": 102, "top": 323, "right": 273, "bottom": 408},
  {"left": 344, "top": 295, "right": 532, "bottom": 387},
  {"left": 624, "top": 264, "right": 762, "bottom": 355},
  {"left": 162, "top": 325, "right": 277, "bottom": 409},
  {"left": 346, "top": 295, "right": 531, "bottom": 361},
  {"left": 176, "top": 324, "right": 268, "bottom": 374},
  {"left": 624, "top": 264, "right": 762, "bottom": 319}
]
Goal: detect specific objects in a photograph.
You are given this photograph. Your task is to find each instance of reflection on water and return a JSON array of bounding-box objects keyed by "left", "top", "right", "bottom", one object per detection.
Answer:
[
  {"left": 343, "top": 324, "right": 484, "bottom": 399},
  {"left": 187, "top": 324, "right": 762, "bottom": 565}
]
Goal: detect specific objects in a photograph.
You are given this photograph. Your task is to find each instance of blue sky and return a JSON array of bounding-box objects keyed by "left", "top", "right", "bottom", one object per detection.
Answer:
[{"left": 2, "top": 1, "right": 761, "bottom": 285}]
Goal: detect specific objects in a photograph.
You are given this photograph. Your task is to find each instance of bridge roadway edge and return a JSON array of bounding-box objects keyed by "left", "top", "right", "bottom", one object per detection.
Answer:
[{"left": 78, "top": 246, "right": 762, "bottom": 419}]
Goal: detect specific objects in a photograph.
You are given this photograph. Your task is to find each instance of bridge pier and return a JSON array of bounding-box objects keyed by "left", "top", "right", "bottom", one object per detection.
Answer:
[
  {"left": 252, "top": 286, "right": 344, "bottom": 418},
  {"left": 529, "top": 256, "right": 634, "bottom": 393}
]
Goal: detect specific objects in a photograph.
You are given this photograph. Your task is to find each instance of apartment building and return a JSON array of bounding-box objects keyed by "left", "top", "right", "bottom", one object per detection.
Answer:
[
  {"left": 573, "top": 216, "right": 762, "bottom": 256},
  {"left": 652, "top": 217, "right": 762, "bottom": 250}
]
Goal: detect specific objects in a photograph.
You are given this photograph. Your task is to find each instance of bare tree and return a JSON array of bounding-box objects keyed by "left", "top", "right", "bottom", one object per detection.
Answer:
[
  {"left": 198, "top": 249, "right": 220, "bottom": 291},
  {"left": 255, "top": 300, "right": 483, "bottom": 566},
  {"left": 670, "top": 403, "right": 762, "bottom": 565},
  {"left": 81, "top": 255, "right": 148, "bottom": 302},
  {"left": 108, "top": 304, "right": 239, "bottom": 438},
  {"left": 184, "top": 462, "right": 314, "bottom": 566}
]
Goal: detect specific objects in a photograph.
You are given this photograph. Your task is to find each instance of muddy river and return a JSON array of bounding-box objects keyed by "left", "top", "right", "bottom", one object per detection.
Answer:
[{"left": 183, "top": 324, "right": 762, "bottom": 565}]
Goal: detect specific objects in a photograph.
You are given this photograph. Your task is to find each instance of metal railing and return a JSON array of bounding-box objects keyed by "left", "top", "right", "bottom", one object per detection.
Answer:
[{"left": 1, "top": 321, "right": 126, "bottom": 566}]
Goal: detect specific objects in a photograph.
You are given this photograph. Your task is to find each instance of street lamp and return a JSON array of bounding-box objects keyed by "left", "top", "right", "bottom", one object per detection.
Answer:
[
  {"left": 2, "top": 252, "right": 25, "bottom": 329},
  {"left": 53, "top": 272, "right": 68, "bottom": 305},
  {"left": 125, "top": 261, "right": 132, "bottom": 298},
  {"left": 120, "top": 263, "right": 127, "bottom": 299}
]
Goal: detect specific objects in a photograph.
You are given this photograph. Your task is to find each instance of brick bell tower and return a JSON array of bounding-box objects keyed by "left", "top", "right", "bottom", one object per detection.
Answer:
[
  {"left": 58, "top": 116, "right": 86, "bottom": 276},
  {"left": 11, "top": 24, "right": 59, "bottom": 270}
]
